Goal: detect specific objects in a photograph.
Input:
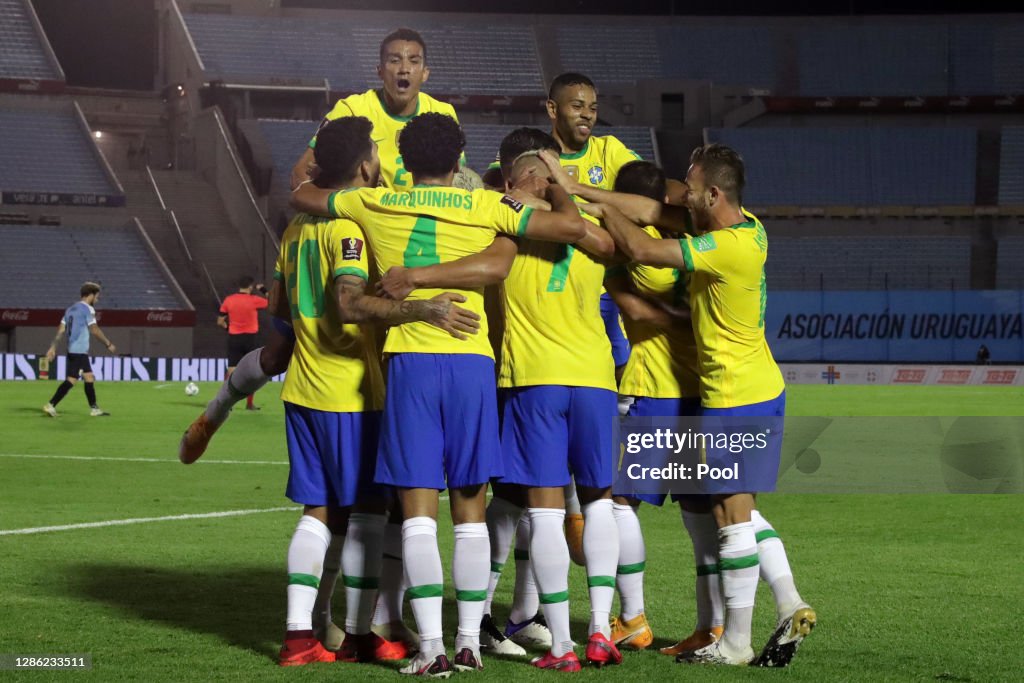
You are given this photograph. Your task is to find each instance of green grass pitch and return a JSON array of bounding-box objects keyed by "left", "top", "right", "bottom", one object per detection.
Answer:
[{"left": 1, "top": 381, "right": 1022, "bottom": 681}]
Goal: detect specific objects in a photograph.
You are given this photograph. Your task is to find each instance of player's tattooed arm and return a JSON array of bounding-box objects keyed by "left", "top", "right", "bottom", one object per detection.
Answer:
[
  {"left": 335, "top": 275, "right": 481, "bottom": 340},
  {"left": 45, "top": 322, "right": 65, "bottom": 361},
  {"left": 601, "top": 204, "right": 686, "bottom": 269},
  {"left": 377, "top": 236, "right": 518, "bottom": 301}
]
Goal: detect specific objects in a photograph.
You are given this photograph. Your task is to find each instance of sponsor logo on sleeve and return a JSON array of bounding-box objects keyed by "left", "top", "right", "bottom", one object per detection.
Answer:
[
  {"left": 342, "top": 237, "right": 364, "bottom": 261},
  {"left": 500, "top": 195, "right": 524, "bottom": 213},
  {"left": 692, "top": 233, "right": 717, "bottom": 253}
]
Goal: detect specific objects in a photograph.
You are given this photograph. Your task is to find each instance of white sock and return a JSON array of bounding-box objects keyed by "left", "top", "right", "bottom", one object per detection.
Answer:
[
  {"left": 205, "top": 348, "right": 268, "bottom": 423},
  {"left": 718, "top": 521, "right": 759, "bottom": 655},
  {"left": 563, "top": 481, "right": 582, "bottom": 516},
  {"left": 286, "top": 515, "right": 331, "bottom": 632},
  {"left": 484, "top": 497, "right": 523, "bottom": 616},
  {"left": 402, "top": 517, "right": 444, "bottom": 652},
  {"left": 343, "top": 513, "right": 386, "bottom": 635},
  {"left": 613, "top": 503, "right": 646, "bottom": 621},
  {"left": 373, "top": 522, "right": 405, "bottom": 627},
  {"left": 454, "top": 522, "right": 490, "bottom": 651},
  {"left": 751, "top": 510, "right": 802, "bottom": 615},
  {"left": 681, "top": 509, "right": 724, "bottom": 630},
  {"left": 528, "top": 508, "right": 573, "bottom": 658},
  {"left": 313, "top": 534, "right": 343, "bottom": 629},
  {"left": 582, "top": 498, "right": 619, "bottom": 638},
  {"left": 508, "top": 514, "right": 539, "bottom": 624}
]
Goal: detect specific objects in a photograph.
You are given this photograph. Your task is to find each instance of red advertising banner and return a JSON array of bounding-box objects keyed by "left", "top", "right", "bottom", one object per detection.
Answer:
[{"left": 0, "top": 309, "right": 195, "bottom": 327}]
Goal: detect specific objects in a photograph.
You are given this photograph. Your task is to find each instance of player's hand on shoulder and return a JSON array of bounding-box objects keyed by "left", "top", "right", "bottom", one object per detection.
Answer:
[
  {"left": 425, "top": 292, "right": 481, "bottom": 340},
  {"left": 377, "top": 266, "right": 415, "bottom": 301}
]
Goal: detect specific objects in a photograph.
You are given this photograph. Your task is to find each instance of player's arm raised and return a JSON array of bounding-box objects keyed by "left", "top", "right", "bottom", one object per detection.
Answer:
[
  {"left": 334, "top": 275, "right": 481, "bottom": 340},
  {"left": 290, "top": 148, "right": 317, "bottom": 192},
  {"left": 377, "top": 235, "right": 518, "bottom": 301},
  {"left": 600, "top": 204, "right": 686, "bottom": 269},
  {"left": 538, "top": 149, "right": 691, "bottom": 232}
]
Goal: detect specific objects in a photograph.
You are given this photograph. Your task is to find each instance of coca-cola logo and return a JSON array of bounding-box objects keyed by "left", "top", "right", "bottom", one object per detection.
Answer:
[
  {"left": 146, "top": 311, "right": 174, "bottom": 322},
  {"left": 1, "top": 310, "right": 30, "bottom": 322}
]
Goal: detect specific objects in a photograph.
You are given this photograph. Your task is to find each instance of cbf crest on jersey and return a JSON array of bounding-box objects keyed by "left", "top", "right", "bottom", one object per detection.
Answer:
[
  {"left": 588, "top": 165, "right": 605, "bottom": 185},
  {"left": 342, "top": 237, "right": 364, "bottom": 260}
]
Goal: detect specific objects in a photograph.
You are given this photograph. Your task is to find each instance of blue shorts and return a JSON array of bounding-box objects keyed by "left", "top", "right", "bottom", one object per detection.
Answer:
[
  {"left": 499, "top": 385, "right": 617, "bottom": 489},
  {"left": 284, "top": 403, "right": 382, "bottom": 507},
  {"left": 376, "top": 353, "right": 502, "bottom": 491},
  {"left": 620, "top": 396, "right": 702, "bottom": 505},
  {"left": 699, "top": 391, "right": 786, "bottom": 494},
  {"left": 601, "top": 293, "right": 631, "bottom": 368}
]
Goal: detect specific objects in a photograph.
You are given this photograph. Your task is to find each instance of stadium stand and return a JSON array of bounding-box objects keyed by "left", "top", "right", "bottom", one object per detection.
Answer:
[
  {"left": 766, "top": 236, "right": 973, "bottom": 290},
  {"left": 0, "top": 225, "right": 186, "bottom": 309},
  {"left": 182, "top": 13, "right": 544, "bottom": 95},
  {"left": 0, "top": 0, "right": 62, "bottom": 81},
  {"left": 996, "top": 237, "right": 1024, "bottom": 289},
  {"left": 998, "top": 127, "right": 1024, "bottom": 204},
  {"left": 707, "top": 127, "right": 977, "bottom": 206},
  {"left": 0, "top": 107, "right": 123, "bottom": 200}
]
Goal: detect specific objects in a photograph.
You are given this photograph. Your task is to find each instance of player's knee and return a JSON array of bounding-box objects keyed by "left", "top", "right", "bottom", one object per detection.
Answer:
[{"left": 576, "top": 485, "right": 612, "bottom": 506}]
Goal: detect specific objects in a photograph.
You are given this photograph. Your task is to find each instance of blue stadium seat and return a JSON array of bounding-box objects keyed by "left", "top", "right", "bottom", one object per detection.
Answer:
[
  {"left": 0, "top": 108, "right": 120, "bottom": 197},
  {"left": 0, "top": 225, "right": 184, "bottom": 309},
  {"left": 0, "top": 0, "right": 61, "bottom": 80},
  {"left": 999, "top": 128, "right": 1024, "bottom": 204},
  {"left": 767, "top": 237, "right": 972, "bottom": 290}
]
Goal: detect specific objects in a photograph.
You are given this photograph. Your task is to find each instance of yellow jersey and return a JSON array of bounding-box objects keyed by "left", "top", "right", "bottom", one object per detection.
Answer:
[
  {"left": 311, "top": 89, "right": 460, "bottom": 191},
  {"left": 615, "top": 226, "right": 700, "bottom": 399},
  {"left": 678, "top": 216, "right": 784, "bottom": 408},
  {"left": 273, "top": 213, "right": 385, "bottom": 412},
  {"left": 328, "top": 185, "right": 533, "bottom": 358},
  {"left": 560, "top": 134, "right": 641, "bottom": 191},
  {"left": 499, "top": 212, "right": 615, "bottom": 391}
]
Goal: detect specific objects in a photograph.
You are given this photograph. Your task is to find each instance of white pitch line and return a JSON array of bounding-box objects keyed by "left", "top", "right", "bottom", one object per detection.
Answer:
[
  {"left": 0, "top": 507, "right": 299, "bottom": 536},
  {"left": 0, "top": 453, "right": 287, "bottom": 465}
]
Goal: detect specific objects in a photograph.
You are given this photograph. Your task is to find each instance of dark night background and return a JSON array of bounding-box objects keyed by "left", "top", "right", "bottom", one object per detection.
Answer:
[{"left": 30, "top": 0, "right": 1018, "bottom": 91}]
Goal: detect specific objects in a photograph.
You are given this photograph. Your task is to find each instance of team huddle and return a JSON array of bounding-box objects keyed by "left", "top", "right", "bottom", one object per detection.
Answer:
[{"left": 179, "top": 28, "right": 815, "bottom": 677}]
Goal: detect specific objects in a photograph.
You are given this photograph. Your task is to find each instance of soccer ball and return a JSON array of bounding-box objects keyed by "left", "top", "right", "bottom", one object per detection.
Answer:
[{"left": 184, "top": 382, "right": 200, "bottom": 397}]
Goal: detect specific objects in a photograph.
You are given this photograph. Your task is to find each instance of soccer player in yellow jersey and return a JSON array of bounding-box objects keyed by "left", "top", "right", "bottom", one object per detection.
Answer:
[
  {"left": 544, "top": 144, "right": 816, "bottom": 667},
  {"left": 291, "top": 28, "right": 459, "bottom": 192},
  {"left": 290, "top": 113, "right": 589, "bottom": 677},
  {"left": 270, "top": 117, "right": 481, "bottom": 668}
]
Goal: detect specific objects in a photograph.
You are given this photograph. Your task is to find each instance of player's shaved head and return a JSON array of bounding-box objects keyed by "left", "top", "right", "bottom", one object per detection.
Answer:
[
  {"left": 689, "top": 143, "right": 745, "bottom": 206},
  {"left": 313, "top": 117, "right": 375, "bottom": 187},
  {"left": 380, "top": 28, "right": 426, "bottom": 64},
  {"left": 548, "top": 72, "right": 596, "bottom": 101},
  {"left": 498, "top": 127, "right": 559, "bottom": 180},
  {"left": 614, "top": 160, "right": 666, "bottom": 202},
  {"left": 399, "top": 112, "right": 465, "bottom": 180}
]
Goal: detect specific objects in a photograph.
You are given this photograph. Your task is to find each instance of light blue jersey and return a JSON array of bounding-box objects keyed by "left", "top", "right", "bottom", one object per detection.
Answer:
[{"left": 63, "top": 302, "right": 96, "bottom": 354}]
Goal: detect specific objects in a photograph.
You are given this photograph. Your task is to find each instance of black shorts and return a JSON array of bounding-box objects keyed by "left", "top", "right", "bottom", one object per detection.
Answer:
[
  {"left": 66, "top": 353, "right": 93, "bottom": 378},
  {"left": 227, "top": 333, "right": 258, "bottom": 367}
]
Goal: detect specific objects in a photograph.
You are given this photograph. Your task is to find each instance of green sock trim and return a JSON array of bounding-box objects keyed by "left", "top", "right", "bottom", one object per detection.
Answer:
[
  {"left": 587, "top": 575, "right": 616, "bottom": 589},
  {"left": 342, "top": 575, "right": 379, "bottom": 590},
  {"left": 288, "top": 573, "right": 320, "bottom": 589},
  {"left": 719, "top": 554, "right": 759, "bottom": 571},
  {"left": 456, "top": 589, "right": 488, "bottom": 602},
  {"left": 617, "top": 561, "right": 646, "bottom": 575},
  {"left": 514, "top": 549, "right": 529, "bottom": 561},
  {"left": 539, "top": 590, "right": 569, "bottom": 604},
  {"left": 756, "top": 529, "right": 780, "bottom": 543},
  {"left": 407, "top": 584, "right": 444, "bottom": 599},
  {"left": 490, "top": 561, "right": 504, "bottom": 573},
  {"left": 696, "top": 563, "right": 720, "bottom": 576}
]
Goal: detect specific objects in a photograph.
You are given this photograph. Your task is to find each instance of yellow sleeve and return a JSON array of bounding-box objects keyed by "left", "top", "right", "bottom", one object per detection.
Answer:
[
  {"left": 678, "top": 231, "right": 740, "bottom": 277},
  {"left": 609, "top": 135, "right": 642, "bottom": 165},
  {"left": 474, "top": 189, "right": 534, "bottom": 236},
  {"left": 326, "top": 221, "right": 371, "bottom": 281},
  {"left": 309, "top": 98, "right": 356, "bottom": 148},
  {"left": 327, "top": 187, "right": 379, "bottom": 223}
]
